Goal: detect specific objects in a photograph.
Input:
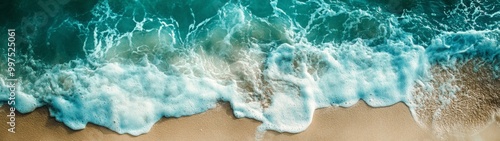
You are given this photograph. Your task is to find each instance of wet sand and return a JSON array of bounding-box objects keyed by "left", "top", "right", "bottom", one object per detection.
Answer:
[{"left": 412, "top": 60, "right": 500, "bottom": 140}]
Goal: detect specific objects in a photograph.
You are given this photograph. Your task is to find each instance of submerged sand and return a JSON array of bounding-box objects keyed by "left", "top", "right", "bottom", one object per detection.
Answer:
[{"left": 412, "top": 59, "right": 500, "bottom": 140}]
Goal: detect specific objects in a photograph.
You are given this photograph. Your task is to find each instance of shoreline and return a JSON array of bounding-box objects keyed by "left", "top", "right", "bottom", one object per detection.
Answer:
[
  {"left": 1, "top": 96, "right": 499, "bottom": 140},
  {"left": 0, "top": 101, "right": 442, "bottom": 141}
]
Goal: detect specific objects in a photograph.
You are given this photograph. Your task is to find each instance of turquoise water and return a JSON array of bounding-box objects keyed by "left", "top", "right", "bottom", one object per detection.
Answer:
[{"left": 0, "top": 0, "right": 499, "bottom": 136}]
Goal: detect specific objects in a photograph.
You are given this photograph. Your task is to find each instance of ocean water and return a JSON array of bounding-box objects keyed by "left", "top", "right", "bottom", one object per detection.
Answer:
[{"left": 0, "top": 0, "right": 499, "bottom": 136}]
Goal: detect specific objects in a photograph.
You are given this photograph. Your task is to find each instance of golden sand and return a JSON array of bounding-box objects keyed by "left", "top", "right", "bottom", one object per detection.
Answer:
[{"left": 0, "top": 102, "right": 429, "bottom": 141}]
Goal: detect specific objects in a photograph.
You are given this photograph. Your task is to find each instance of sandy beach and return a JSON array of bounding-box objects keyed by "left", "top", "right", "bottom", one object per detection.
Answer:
[
  {"left": 0, "top": 102, "right": 412, "bottom": 141},
  {"left": 1, "top": 101, "right": 498, "bottom": 141},
  {"left": 1, "top": 59, "right": 499, "bottom": 141},
  {"left": 0, "top": 102, "right": 488, "bottom": 141},
  {"left": 2, "top": 60, "right": 500, "bottom": 141}
]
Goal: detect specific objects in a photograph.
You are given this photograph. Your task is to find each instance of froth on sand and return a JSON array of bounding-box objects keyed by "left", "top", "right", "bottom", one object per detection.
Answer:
[{"left": 1, "top": 61, "right": 499, "bottom": 141}]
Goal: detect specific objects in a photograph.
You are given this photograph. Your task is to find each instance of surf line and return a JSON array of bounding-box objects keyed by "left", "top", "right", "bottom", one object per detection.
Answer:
[{"left": 6, "top": 29, "right": 16, "bottom": 133}]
